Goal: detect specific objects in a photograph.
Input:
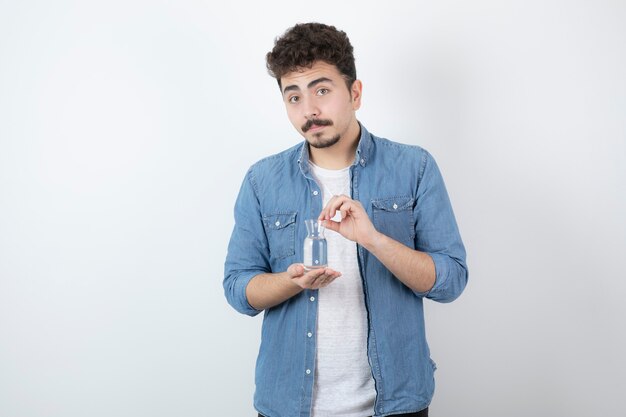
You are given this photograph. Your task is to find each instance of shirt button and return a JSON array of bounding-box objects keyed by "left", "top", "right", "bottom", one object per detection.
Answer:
[
  {"left": 307, "top": 332, "right": 312, "bottom": 338},
  {"left": 313, "top": 190, "right": 319, "bottom": 196},
  {"left": 275, "top": 221, "right": 280, "bottom": 227},
  {"left": 306, "top": 369, "right": 311, "bottom": 375},
  {"left": 310, "top": 296, "right": 315, "bottom": 302},
  {"left": 393, "top": 203, "right": 398, "bottom": 210}
]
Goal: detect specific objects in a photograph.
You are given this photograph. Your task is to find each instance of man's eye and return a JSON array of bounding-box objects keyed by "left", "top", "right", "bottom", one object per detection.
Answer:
[
  {"left": 317, "top": 88, "right": 329, "bottom": 95},
  {"left": 289, "top": 96, "right": 299, "bottom": 103}
]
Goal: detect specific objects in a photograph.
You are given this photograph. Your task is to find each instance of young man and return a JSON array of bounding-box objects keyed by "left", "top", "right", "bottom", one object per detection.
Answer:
[{"left": 224, "top": 23, "right": 468, "bottom": 417}]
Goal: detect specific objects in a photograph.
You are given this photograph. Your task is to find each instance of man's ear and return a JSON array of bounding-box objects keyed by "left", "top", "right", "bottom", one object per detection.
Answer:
[{"left": 351, "top": 79, "right": 363, "bottom": 110}]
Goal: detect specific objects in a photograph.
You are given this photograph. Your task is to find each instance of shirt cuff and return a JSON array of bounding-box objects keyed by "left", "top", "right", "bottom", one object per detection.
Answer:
[
  {"left": 412, "top": 252, "right": 449, "bottom": 298},
  {"left": 233, "top": 271, "right": 264, "bottom": 316}
]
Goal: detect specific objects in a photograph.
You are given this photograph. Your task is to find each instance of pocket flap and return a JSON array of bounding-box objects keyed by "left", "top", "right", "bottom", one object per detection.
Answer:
[
  {"left": 263, "top": 212, "right": 297, "bottom": 230},
  {"left": 371, "top": 196, "right": 414, "bottom": 212}
]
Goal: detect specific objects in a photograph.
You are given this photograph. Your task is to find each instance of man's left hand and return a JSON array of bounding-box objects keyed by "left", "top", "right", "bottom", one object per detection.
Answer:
[{"left": 318, "top": 194, "right": 378, "bottom": 245}]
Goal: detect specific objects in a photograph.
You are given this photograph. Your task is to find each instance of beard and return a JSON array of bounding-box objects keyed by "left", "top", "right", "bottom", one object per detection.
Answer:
[
  {"left": 307, "top": 133, "right": 341, "bottom": 149},
  {"left": 301, "top": 118, "right": 340, "bottom": 149}
]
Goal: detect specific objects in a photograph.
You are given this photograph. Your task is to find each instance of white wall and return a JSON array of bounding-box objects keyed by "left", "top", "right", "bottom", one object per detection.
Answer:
[{"left": 1, "top": 1, "right": 624, "bottom": 416}]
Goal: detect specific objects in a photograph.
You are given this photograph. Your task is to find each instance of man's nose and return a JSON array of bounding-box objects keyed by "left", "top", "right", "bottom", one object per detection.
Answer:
[{"left": 303, "top": 98, "right": 320, "bottom": 119}]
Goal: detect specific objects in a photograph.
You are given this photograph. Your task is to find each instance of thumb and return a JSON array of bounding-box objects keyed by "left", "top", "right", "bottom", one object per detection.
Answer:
[
  {"left": 323, "top": 219, "right": 341, "bottom": 232},
  {"left": 287, "top": 263, "right": 305, "bottom": 278}
]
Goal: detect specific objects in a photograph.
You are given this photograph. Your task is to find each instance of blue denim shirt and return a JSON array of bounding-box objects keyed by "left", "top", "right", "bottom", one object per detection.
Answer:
[{"left": 224, "top": 124, "right": 468, "bottom": 417}]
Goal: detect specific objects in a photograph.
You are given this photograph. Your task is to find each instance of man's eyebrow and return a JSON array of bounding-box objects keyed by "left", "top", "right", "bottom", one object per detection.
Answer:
[
  {"left": 307, "top": 77, "right": 334, "bottom": 89},
  {"left": 282, "top": 77, "right": 335, "bottom": 96},
  {"left": 282, "top": 84, "right": 300, "bottom": 95}
]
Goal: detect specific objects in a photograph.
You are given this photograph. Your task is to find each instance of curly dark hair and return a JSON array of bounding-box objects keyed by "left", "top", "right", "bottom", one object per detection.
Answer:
[{"left": 266, "top": 22, "right": 357, "bottom": 90}]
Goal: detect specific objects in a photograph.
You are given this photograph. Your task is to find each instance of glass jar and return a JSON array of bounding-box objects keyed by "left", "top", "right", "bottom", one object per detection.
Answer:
[{"left": 303, "top": 219, "right": 328, "bottom": 270}]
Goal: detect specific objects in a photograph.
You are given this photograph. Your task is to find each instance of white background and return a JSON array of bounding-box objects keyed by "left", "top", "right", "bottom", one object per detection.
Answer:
[{"left": 1, "top": 1, "right": 625, "bottom": 416}]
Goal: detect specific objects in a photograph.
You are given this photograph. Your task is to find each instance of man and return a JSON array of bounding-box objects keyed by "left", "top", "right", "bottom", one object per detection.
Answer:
[{"left": 224, "top": 23, "right": 468, "bottom": 417}]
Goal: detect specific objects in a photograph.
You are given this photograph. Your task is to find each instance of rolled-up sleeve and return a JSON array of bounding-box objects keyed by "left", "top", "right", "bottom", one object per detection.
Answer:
[
  {"left": 412, "top": 151, "right": 468, "bottom": 303},
  {"left": 223, "top": 168, "right": 270, "bottom": 316}
]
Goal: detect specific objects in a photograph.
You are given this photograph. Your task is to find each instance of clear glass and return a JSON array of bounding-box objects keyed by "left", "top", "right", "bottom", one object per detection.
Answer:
[{"left": 303, "top": 219, "right": 328, "bottom": 270}]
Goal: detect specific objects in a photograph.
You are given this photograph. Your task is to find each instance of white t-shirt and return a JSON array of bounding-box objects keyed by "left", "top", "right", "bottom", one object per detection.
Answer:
[{"left": 309, "top": 162, "right": 376, "bottom": 417}]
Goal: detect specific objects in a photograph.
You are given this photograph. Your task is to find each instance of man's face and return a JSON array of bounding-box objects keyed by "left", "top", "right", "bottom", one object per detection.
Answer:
[{"left": 280, "top": 61, "right": 361, "bottom": 149}]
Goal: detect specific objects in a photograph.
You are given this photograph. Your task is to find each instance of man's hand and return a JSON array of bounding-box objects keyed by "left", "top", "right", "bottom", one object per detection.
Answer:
[
  {"left": 318, "top": 194, "right": 378, "bottom": 245},
  {"left": 317, "top": 196, "right": 436, "bottom": 295},
  {"left": 287, "top": 263, "right": 341, "bottom": 289}
]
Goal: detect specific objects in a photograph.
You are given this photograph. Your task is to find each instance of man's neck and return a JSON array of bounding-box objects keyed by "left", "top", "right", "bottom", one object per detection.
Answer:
[{"left": 308, "top": 122, "right": 361, "bottom": 170}]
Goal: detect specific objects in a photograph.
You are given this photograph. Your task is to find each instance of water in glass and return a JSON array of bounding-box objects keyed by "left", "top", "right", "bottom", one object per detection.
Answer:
[{"left": 303, "top": 219, "right": 328, "bottom": 270}]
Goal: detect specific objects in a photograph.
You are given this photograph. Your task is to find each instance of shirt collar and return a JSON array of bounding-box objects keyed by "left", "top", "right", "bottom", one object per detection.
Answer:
[{"left": 353, "top": 122, "right": 371, "bottom": 167}]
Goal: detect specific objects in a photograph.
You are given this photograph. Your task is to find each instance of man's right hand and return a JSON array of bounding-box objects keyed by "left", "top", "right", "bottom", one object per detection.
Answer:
[
  {"left": 246, "top": 264, "right": 342, "bottom": 311},
  {"left": 287, "top": 264, "right": 341, "bottom": 290}
]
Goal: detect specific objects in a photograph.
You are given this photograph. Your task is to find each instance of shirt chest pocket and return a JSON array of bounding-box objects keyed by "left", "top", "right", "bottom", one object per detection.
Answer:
[
  {"left": 372, "top": 197, "right": 415, "bottom": 248},
  {"left": 262, "top": 212, "right": 297, "bottom": 260}
]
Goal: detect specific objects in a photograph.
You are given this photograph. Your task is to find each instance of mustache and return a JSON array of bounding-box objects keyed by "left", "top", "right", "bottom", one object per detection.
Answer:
[{"left": 301, "top": 118, "right": 333, "bottom": 133}]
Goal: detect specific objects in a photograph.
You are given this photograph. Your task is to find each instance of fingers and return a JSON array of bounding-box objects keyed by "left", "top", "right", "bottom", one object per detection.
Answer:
[
  {"left": 290, "top": 267, "right": 341, "bottom": 289},
  {"left": 329, "top": 196, "right": 351, "bottom": 220},
  {"left": 318, "top": 195, "right": 366, "bottom": 223},
  {"left": 309, "top": 270, "right": 340, "bottom": 288},
  {"left": 318, "top": 194, "right": 352, "bottom": 221},
  {"left": 322, "top": 218, "right": 341, "bottom": 232},
  {"left": 314, "top": 274, "right": 339, "bottom": 288}
]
